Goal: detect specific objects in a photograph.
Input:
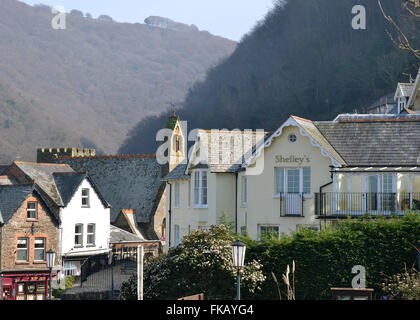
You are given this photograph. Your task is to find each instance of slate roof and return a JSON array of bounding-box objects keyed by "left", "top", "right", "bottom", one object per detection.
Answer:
[
  {"left": 52, "top": 172, "right": 110, "bottom": 208},
  {"left": 291, "top": 116, "right": 346, "bottom": 166},
  {"left": 314, "top": 114, "right": 420, "bottom": 166},
  {"left": 56, "top": 155, "right": 165, "bottom": 223},
  {"left": 13, "top": 161, "right": 75, "bottom": 206},
  {"left": 185, "top": 130, "right": 270, "bottom": 174},
  {"left": 162, "top": 164, "right": 189, "bottom": 181},
  {"left": 110, "top": 225, "right": 147, "bottom": 243},
  {"left": 0, "top": 184, "right": 59, "bottom": 224},
  {"left": 0, "top": 165, "right": 9, "bottom": 175}
]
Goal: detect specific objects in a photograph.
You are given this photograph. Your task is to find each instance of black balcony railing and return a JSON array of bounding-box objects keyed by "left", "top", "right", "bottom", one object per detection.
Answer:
[
  {"left": 278, "top": 192, "right": 305, "bottom": 217},
  {"left": 315, "top": 192, "right": 420, "bottom": 217}
]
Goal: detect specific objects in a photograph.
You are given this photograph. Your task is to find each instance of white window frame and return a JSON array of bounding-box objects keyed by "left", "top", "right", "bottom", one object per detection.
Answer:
[
  {"left": 87, "top": 223, "right": 96, "bottom": 246},
  {"left": 34, "top": 237, "right": 46, "bottom": 261},
  {"left": 193, "top": 170, "right": 208, "bottom": 208},
  {"left": 174, "top": 182, "right": 180, "bottom": 208},
  {"left": 75, "top": 224, "right": 84, "bottom": 247},
  {"left": 242, "top": 176, "right": 247, "bottom": 207},
  {"left": 274, "top": 167, "right": 311, "bottom": 197},
  {"left": 27, "top": 201, "right": 38, "bottom": 220},
  {"left": 81, "top": 188, "right": 90, "bottom": 207},
  {"left": 17, "top": 238, "right": 29, "bottom": 262}
]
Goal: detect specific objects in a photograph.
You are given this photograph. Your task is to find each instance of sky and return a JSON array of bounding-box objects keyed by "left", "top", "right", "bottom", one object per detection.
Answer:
[{"left": 20, "top": 0, "right": 276, "bottom": 41}]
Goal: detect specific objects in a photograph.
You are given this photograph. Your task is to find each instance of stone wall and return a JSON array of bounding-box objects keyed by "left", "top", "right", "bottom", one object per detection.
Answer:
[
  {"left": 0, "top": 192, "right": 60, "bottom": 271},
  {"left": 37, "top": 148, "right": 96, "bottom": 164}
]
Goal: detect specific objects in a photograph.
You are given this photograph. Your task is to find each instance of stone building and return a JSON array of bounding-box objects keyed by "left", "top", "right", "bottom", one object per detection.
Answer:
[{"left": 0, "top": 184, "right": 60, "bottom": 300}]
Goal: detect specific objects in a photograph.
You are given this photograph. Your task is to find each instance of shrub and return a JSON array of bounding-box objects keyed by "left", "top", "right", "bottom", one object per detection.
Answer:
[
  {"left": 242, "top": 213, "right": 420, "bottom": 300},
  {"left": 119, "top": 225, "right": 265, "bottom": 300},
  {"left": 382, "top": 267, "right": 420, "bottom": 300}
]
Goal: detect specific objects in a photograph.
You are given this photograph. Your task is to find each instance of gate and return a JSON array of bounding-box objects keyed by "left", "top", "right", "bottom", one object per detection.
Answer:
[{"left": 79, "top": 254, "right": 137, "bottom": 299}]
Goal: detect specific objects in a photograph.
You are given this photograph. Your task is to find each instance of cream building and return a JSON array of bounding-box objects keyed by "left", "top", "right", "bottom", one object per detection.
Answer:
[{"left": 163, "top": 113, "right": 420, "bottom": 248}]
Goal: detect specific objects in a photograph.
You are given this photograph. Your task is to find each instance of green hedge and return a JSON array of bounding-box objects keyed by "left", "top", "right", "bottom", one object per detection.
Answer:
[{"left": 241, "top": 214, "right": 420, "bottom": 300}]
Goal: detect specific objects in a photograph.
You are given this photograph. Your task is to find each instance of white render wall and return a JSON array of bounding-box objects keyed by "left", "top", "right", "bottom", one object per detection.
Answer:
[{"left": 60, "top": 179, "right": 110, "bottom": 256}]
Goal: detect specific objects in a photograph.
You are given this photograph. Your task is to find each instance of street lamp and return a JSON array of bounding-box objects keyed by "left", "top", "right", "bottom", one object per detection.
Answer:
[
  {"left": 231, "top": 240, "right": 246, "bottom": 300},
  {"left": 46, "top": 249, "right": 56, "bottom": 300}
]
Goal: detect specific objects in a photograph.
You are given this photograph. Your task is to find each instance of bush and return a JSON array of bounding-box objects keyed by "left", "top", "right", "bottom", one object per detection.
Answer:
[
  {"left": 119, "top": 225, "right": 265, "bottom": 300},
  {"left": 382, "top": 268, "right": 420, "bottom": 300},
  {"left": 242, "top": 213, "right": 420, "bottom": 300}
]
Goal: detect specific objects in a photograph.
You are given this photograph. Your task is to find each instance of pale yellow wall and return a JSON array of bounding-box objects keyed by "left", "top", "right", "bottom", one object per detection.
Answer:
[
  {"left": 238, "top": 125, "right": 333, "bottom": 239},
  {"left": 215, "top": 173, "right": 236, "bottom": 225}
]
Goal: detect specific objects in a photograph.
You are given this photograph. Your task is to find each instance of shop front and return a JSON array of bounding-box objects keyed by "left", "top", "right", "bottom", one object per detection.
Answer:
[{"left": 1, "top": 271, "right": 56, "bottom": 300}]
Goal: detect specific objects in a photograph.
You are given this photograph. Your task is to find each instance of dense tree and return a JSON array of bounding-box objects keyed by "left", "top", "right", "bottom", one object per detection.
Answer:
[
  {"left": 120, "top": 0, "right": 419, "bottom": 155},
  {"left": 0, "top": 0, "right": 235, "bottom": 163}
]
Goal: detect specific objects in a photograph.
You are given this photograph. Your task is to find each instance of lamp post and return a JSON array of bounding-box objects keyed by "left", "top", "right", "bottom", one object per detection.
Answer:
[
  {"left": 46, "top": 249, "right": 56, "bottom": 300},
  {"left": 231, "top": 240, "right": 246, "bottom": 300}
]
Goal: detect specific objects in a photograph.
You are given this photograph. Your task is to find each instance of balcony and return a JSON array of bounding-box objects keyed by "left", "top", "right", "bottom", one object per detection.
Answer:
[
  {"left": 315, "top": 192, "right": 420, "bottom": 217},
  {"left": 277, "top": 192, "right": 305, "bottom": 217}
]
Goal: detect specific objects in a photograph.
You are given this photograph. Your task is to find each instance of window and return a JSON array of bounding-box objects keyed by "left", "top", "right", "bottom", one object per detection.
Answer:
[
  {"left": 193, "top": 170, "right": 208, "bottom": 207},
  {"left": 87, "top": 224, "right": 96, "bottom": 246},
  {"left": 275, "top": 168, "right": 284, "bottom": 195},
  {"left": 259, "top": 225, "right": 280, "bottom": 239},
  {"left": 187, "top": 180, "right": 191, "bottom": 207},
  {"left": 242, "top": 176, "right": 247, "bottom": 206},
  {"left": 275, "top": 168, "right": 311, "bottom": 196},
  {"left": 303, "top": 168, "right": 311, "bottom": 194},
  {"left": 27, "top": 201, "right": 38, "bottom": 220},
  {"left": 75, "top": 224, "right": 83, "bottom": 247},
  {"left": 174, "top": 225, "right": 180, "bottom": 246},
  {"left": 81, "top": 189, "right": 90, "bottom": 207},
  {"left": 288, "top": 134, "right": 297, "bottom": 143},
  {"left": 174, "top": 182, "right": 180, "bottom": 208},
  {"left": 34, "top": 238, "right": 46, "bottom": 261},
  {"left": 17, "top": 238, "right": 29, "bottom": 261},
  {"left": 63, "top": 261, "right": 80, "bottom": 276}
]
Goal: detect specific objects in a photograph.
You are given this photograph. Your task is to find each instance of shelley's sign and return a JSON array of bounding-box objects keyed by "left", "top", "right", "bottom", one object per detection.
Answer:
[{"left": 275, "top": 155, "right": 310, "bottom": 165}]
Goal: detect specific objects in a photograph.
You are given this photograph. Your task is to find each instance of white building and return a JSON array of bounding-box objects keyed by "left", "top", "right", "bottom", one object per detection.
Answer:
[{"left": 2, "top": 162, "right": 111, "bottom": 278}]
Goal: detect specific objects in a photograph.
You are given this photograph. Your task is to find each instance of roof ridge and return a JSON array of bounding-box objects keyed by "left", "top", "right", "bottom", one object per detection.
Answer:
[
  {"left": 291, "top": 115, "right": 313, "bottom": 123},
  {"left": 0, "top": 183, "right": 34, "bottom": 189},
  {"left": 57, "top": 154, "right": 156, "bottom": 160},
  {"left": 14, "top": 161, "right": 70, "bottom": 167},
  {"left": 52, "top": 171, "right": 87, "bottom": 175}
]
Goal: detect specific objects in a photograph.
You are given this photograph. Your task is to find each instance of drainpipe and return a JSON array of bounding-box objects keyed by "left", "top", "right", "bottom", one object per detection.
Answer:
[
  {"left": 167, "top": 182, "right": 172, "bottom": 250},
  {"left": 235, "top": 172, "right": 238, "bottom": 234},
  {"left": 0, "top": 224, "right": 2, "bottom": 300},
  {"left": 319, "top": 180, "right": 333, "bottom": 231}
]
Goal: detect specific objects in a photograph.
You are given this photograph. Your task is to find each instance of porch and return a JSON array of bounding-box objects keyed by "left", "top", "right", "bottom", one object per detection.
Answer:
[{"left": 315, "top": 192, "right": 420, "bottom": 217}]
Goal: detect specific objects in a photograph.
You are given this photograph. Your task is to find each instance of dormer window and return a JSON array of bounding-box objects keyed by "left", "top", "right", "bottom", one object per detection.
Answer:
[
  {"left": 81, "top": 189, "right": 90, "bottom": 207},
  {"left": 27, "top": 201, "right": 38, "bottom": 220}
]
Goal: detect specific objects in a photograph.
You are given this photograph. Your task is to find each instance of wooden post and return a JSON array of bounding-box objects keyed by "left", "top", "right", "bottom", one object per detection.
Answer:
[{"left": 137, "top": 245, "right": 144, "bottom": 300}]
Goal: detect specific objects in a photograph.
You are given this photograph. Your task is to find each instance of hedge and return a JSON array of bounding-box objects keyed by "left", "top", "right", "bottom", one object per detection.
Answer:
[{"left": 241, "top": 213, "right": 420, "bottom": 300}]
